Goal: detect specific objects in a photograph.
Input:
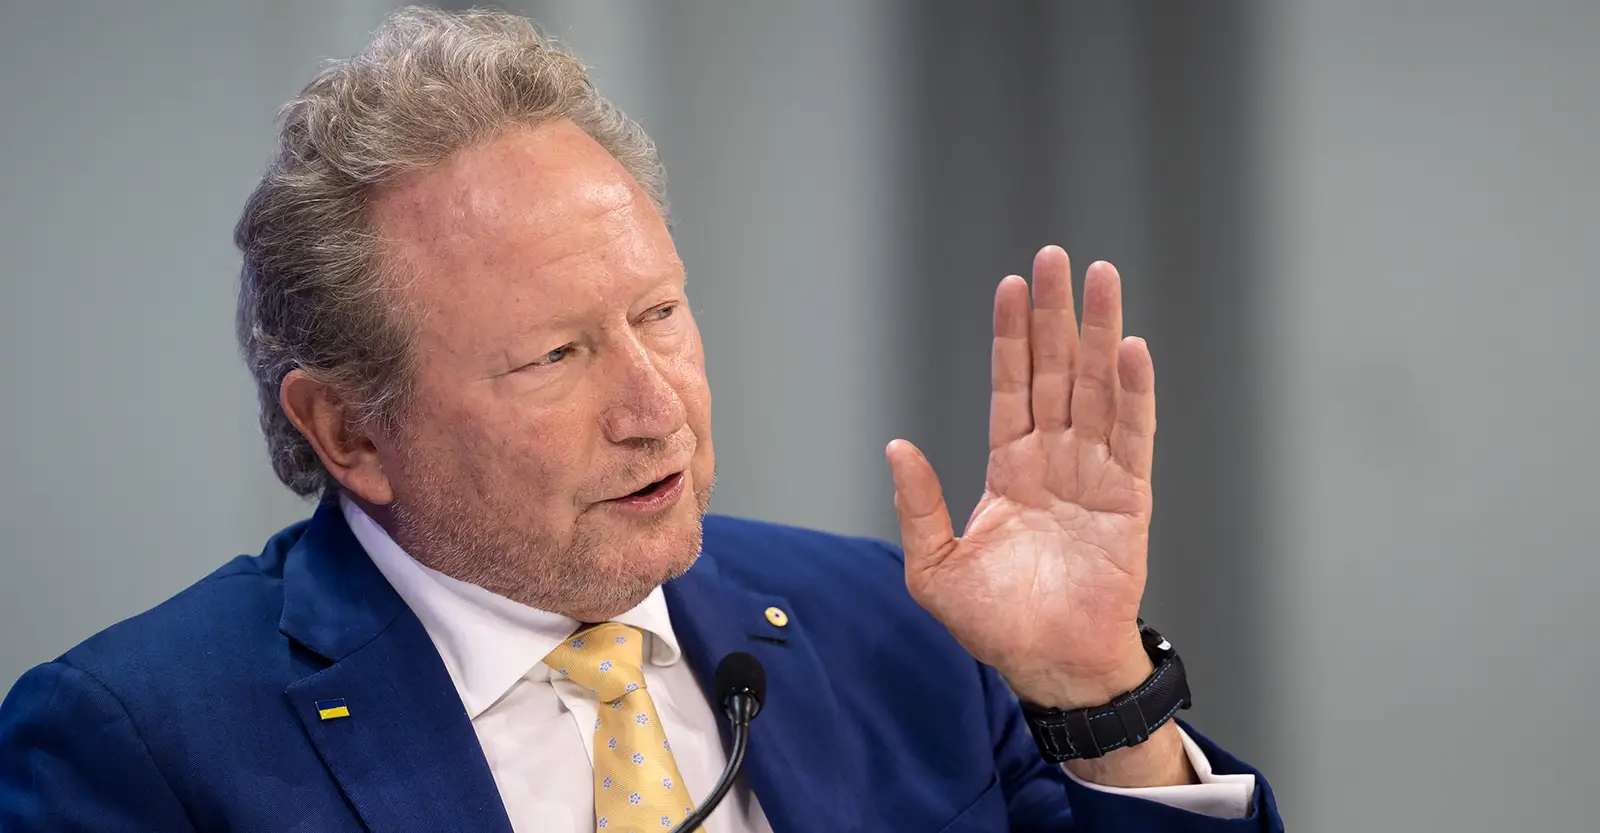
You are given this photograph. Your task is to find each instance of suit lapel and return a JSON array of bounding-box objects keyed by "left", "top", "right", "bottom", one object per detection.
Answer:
[
  {"left": 279, "top": 500, "right": 514, "bottom": 833},
  {"left": 664, "top": 548, "right": 867, "bottom": 833}
]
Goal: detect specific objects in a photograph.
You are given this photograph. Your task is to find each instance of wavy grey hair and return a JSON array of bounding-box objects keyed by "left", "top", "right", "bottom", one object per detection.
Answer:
[{"left": 234, "top": 6, "right": 668, "bottom": 497}]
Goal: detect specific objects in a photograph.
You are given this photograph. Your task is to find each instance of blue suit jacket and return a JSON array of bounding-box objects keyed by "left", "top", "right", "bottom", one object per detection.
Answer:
[{"left": 1, "top": 500, "right": 1282, "bottom": 832}]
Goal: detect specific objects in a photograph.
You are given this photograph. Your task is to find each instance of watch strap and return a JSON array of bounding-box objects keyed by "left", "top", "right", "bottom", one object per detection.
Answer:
[{"left": 1019, "top": 629, "right": 1192, "bottom": 761}]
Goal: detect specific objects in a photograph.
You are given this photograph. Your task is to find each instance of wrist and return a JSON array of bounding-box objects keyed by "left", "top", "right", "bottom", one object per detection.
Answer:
[
  {"left": 1016, "top": 621, "right": 1194, "bottom": 774},
  {"left": 1065, "top": 721, "right": 1195, "bottom": 787},
  {"left": 1006, "top": 634, "right": 1151, "bottom": 709}
]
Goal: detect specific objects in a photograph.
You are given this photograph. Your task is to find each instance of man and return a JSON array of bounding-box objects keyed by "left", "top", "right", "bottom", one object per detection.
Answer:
[{"left": 0, "top": 7, "right": 1281, "bottom": 832}]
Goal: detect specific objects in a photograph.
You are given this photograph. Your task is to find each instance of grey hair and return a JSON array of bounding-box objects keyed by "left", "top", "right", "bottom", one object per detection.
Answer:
[{"left": 235, "top": 6, "right": 668, "bottom": 497}]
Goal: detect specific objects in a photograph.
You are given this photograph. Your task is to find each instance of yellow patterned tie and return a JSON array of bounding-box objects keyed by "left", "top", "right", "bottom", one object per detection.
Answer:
[{"left": 543, "top": 622, "right": 699, "bottom": 833}]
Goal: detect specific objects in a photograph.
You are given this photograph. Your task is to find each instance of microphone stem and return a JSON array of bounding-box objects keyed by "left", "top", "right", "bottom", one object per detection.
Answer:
[{"left": 670, "top": 696, "right": 754, "bottom": 832}]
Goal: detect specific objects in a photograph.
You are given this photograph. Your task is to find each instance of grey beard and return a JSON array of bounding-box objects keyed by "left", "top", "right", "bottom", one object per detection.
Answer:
[{"left": 388, "top": 467, "right": 715, "bottom": 619}]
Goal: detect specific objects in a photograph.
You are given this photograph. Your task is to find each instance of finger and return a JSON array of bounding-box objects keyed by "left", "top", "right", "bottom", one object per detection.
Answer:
[
  {"left": 1069, "top": 261, "right": 1123, "bottom": 441},
  {"left": 990, "top": 275, "right": 1033, "bottom": 450},
  {"left": 1029, "top": 245, "right": 1078, "bottom": 432},
  {"left": 1109, "top": 336, "right": 1156, "bottom": 480},
  {"left": 885, "top": 439, "right": 957, "bottom": 574}
]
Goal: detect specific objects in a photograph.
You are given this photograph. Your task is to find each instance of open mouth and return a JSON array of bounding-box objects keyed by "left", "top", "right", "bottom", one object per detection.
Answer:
[{"left": 621, "top": 472, "right": 681, "bottom": 500}]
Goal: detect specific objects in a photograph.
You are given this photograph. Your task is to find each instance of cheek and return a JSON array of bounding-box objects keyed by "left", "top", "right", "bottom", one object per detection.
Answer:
[
  {"left": 420, "top": 389, "right": 590, "bottom": 500},
  {"left": 671, "top": 330, "right": 712, "bottom": 428},
  {"left": 493, "top": 411, "right": 593, "bottom": 495}
]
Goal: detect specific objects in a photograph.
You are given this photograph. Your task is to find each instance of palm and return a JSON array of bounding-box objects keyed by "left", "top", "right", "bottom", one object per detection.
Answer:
[
  {"left": 887, "top": 247, "right": 1157, "bottom": 702},
  {"left": 948, "top": 426, "right": 1152, "bottom": 671}
]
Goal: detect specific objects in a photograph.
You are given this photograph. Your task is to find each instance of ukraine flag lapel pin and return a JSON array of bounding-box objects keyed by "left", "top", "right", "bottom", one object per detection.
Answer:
[{"left": 315, "top": 698, "right": 351, "bottom": 721}]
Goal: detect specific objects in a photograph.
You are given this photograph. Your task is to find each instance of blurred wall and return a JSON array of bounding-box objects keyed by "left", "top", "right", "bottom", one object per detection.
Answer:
[
  {"left": 2, "top": 2, "right": 1598, "bottom": 831},
  {"left": 1263, "top": 2, "right": 1600, "bottom": 828},
  {"left": 0, "top": 0, "right": 385, "bottom": 686}
]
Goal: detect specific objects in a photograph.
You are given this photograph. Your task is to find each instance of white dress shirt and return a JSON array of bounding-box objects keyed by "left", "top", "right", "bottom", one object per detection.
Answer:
[{"left": 342, "top": 497, "right": 1253, "bottom": 831}]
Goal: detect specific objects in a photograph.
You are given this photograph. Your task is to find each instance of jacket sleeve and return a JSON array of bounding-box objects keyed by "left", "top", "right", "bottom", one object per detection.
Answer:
[
  {"left": 0, "top": 660, "right": 198, "bottom": 832},
  {"left": 984, "top": 662, "right": 1285, "bottom": 833}
]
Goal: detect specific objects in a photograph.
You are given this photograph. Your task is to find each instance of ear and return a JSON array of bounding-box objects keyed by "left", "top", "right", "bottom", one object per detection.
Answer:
[{"left": 279, "top": 369, "right": 395, "bottom": 506}]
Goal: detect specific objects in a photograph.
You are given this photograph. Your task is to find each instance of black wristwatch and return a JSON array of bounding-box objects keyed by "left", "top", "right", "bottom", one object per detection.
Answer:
[{"left": 1019, "top": 621, "right": 1192, "bottom": 761}]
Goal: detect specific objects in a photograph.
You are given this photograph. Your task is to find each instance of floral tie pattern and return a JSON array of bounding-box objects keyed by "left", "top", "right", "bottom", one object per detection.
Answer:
[{"left": 543, "top": 623, "right": 699, "bottom": 833}]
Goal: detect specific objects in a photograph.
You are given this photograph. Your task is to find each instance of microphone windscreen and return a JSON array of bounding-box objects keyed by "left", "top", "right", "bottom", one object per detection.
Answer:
[{"left": 712, "top": 651, "right": 767, "bottom": 707}]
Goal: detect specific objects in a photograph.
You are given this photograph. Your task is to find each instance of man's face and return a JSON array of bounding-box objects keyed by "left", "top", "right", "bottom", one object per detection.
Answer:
[{"left": 365, "top": 120, "right": 714, "bottom": 621}]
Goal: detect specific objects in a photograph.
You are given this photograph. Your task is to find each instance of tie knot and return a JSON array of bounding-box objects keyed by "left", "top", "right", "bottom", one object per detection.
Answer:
[{"left": 542, "top": 622, "right": 648, "bottom": 703}]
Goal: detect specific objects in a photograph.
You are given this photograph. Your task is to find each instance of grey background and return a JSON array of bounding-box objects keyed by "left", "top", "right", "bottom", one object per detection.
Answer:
[{"left": 2, "top": 1, "right": 1596, "bottom": 829}]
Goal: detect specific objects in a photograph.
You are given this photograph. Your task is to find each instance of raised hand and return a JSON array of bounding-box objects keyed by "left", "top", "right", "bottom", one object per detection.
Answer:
[{"left": 886, "top": 245, "right": 1158, "bottom": 710}]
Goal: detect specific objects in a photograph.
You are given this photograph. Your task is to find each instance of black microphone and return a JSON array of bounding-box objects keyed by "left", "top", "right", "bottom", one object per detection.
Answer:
[{"left": 670, "top": 652, "right": 766, "bottom": 832}]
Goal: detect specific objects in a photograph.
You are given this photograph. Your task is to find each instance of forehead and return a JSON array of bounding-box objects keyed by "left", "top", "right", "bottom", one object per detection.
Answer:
[{"left": 370, "top": 120, "right": 678, "bottom": 327}]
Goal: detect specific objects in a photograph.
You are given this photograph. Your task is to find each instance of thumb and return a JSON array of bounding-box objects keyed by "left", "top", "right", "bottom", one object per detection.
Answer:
[{"left": 885, "top": 439, "right": 957, "bottom": 574}]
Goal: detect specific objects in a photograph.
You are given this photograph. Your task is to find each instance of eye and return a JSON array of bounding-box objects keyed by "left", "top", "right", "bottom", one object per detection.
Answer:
[
  {"left": 526, "top": 344, "right": 573, "bottom": 369},
  {"left": 644, "top": 303, "right": 677, "bottom": 322}
]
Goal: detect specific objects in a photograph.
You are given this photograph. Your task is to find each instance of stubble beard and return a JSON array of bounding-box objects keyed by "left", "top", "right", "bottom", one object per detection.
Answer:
[{"left": 388, "top": 467, "right": 715, "bottom": 620}]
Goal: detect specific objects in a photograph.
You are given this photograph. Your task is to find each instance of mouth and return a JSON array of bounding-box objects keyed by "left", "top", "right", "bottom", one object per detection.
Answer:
[{"left": 603, "top": 471, "right": 687, "bottom": 513}]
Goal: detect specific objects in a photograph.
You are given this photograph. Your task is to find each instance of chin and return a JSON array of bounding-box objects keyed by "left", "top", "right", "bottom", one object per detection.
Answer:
[
  {"left": 632, "top": 508, "right": 704, "bottom": 577},
  {"left": 585, "top": 497, "right": 700, "bottom": 580},
  {"left": 568, "top": 479, "right": 708, "bottom": 616},
  {"left": 570, "top": 530, "right": 699, "bottom": 622}
]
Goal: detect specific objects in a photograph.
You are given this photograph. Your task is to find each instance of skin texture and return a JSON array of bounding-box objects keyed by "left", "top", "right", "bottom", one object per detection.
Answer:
[{"left": 283, "top": 121, "right": 1190, "bottom": 787}]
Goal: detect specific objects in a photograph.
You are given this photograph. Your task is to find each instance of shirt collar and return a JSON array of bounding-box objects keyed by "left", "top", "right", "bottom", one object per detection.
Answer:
[{"left": 340, "top": 495, "right": 683, "bottom": 719}]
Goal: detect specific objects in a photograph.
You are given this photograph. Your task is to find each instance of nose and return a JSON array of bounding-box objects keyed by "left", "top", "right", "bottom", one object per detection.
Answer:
[{"left": 599, "top": 334, "right": 688, "bottom": 444}]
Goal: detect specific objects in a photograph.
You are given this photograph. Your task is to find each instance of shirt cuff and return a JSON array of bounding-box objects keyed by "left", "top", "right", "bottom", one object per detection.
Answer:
[{"left": 1060, "top": 724, "right": 1255, "bottom": 819}]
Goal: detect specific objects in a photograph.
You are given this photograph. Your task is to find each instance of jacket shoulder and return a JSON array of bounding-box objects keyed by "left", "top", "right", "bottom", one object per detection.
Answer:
[{"left": 51, "top": 518, "right": 310, "bottom": 701}]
